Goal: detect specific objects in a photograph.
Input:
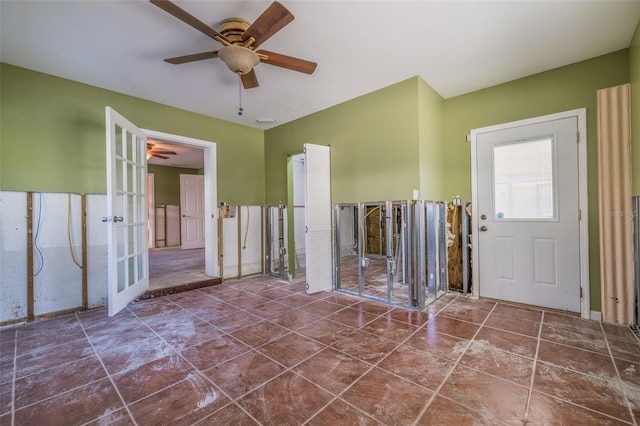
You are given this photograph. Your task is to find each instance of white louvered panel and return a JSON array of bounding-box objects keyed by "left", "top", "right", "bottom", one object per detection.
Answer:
[{"left": 304, "top": 143, "right": 333, "bottom": 293}]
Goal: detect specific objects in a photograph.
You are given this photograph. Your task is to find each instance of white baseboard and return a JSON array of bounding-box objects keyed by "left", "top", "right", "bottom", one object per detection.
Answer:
[{"left": 590, "top": 311, "right": 602, "bottom": 322}]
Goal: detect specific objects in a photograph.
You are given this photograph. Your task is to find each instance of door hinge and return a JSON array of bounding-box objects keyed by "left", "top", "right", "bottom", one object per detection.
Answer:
[
  {"left": 578, "top": 209, "right": 582, "bottom": 221},
  {"left": 580, "top": 287, "right": 583, "bottom": 298},
  {"left": 577, "top": 131, "right": 580, "bottom": 144}
]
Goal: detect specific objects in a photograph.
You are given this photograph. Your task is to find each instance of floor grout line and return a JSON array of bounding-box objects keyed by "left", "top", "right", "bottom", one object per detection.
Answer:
[
  {"left": 600, "top": 321, "right": 638, "bottom": 426},
  {"left": 411, "top": 297, "right": 498, "bottom": 426},
  {"left": 522, "top": 310, "right": 545, "bottom": 424},
  {"left": 10, "top": 328, "right": 16, "bottom": 426},
  {"left": 126, "top": 306, "right": 264, "bottom": 426},
  {"left": 74, "top": 312, "right": 139, "bottom": 426}
]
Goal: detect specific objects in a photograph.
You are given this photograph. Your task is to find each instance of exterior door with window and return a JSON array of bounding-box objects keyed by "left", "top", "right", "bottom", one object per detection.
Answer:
[
  {"left": 105, "top": 107, "right": 149, "bottom": 316},
  {"left": 474, "top": 116, "right": 581, "bottom": 312}
]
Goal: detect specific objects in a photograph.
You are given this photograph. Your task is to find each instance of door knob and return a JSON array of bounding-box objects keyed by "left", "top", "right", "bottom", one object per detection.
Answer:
[{"left": 479, "top": 225, "right": 488, "bottom": 232}]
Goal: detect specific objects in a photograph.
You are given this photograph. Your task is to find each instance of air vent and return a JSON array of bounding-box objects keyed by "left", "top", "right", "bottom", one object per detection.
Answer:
[{"left": 256, "top": 118, "right": 278, "bottom": 125}]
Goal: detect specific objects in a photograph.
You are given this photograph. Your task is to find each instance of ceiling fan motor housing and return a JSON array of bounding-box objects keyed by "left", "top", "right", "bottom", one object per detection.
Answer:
[{"left": 218, "top": 18, "right": 250, "bottom": 43}]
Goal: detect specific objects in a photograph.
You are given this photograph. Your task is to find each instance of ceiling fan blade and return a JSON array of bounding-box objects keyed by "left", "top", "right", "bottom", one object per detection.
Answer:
[
  {"left": 257, "top": 50, "right": 317, "bottom": 74},
  {"left": 241, "top": 69, "right": 259, "bottom": 89},
  {"left": 151, "top": 150, "right": 177, "bottom": 155},
  {"left": 152, "top": 154, "right": 170, "bottom": 160},
  {"left": 242, "top": 2, "right": 294, "bottom": 48},
  {"left": 165, "top": 51, "right": 219, "bottom": 64},
  {"left": 150, "top": 0, "right": 229, "bottom": 43}
]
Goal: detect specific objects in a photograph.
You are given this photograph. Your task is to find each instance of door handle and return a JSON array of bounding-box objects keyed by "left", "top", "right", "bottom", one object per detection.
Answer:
[
  {"left": 479, "top": 225, "right": 488, "bottom": 232},
  {"left": 102, "top": 216, "right": 123, "bottom": 223}
]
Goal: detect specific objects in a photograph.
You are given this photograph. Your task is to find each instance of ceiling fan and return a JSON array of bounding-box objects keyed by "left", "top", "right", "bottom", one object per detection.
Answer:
[
  {"left": 147, "top": 143, "right": 177, "bottom": 160},
  {"left": 150, "top": 0, "right": 317, "bottom": 89}
]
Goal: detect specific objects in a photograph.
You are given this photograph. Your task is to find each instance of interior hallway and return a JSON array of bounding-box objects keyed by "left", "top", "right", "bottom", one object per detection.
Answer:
[
  {"left": 1, "top": 273, "right": 639, "bottom": 425},
  {"left": 149, "top": 247, "right": 210, "bottom": 291}
]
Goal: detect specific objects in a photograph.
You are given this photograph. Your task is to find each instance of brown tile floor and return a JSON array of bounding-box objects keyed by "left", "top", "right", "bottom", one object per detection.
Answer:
[{"left": 1, "top": 274, "right": 640, "bottom": 425}]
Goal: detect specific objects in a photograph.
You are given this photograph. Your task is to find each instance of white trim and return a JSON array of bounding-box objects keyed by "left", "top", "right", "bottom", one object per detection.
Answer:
[
  {"left": 470, "top": 108, "right": 590, "bottom": 319},
  {"left": 590, "top": 311, "right": 602, "bottom": 322},
  {"left": 142, "top": 129, "right": 219, "bottom": 277},
  {"left": 147, "top": 173, "right": 156, "bottom": 249}
]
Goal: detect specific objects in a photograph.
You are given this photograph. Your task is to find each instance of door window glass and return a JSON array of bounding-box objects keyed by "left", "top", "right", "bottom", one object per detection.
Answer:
[{"left": 493, "top": 137, "right": 555, "bottom": 219}]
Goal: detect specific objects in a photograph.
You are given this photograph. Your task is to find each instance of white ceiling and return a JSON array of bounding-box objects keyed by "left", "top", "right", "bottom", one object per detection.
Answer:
[
  {"left": 147, "top": 139, "right": 204, "bottom": 169},
  {"left": 2, "top": 0, "right": 640, "bottom": 136}
]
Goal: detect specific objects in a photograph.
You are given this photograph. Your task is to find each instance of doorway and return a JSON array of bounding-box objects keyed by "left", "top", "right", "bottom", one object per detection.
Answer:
[
  {"left": 144, "top": 129, "right": 219, "bottom": 291},
  {"left": 289, "top": 153, "right": 306, "bottom": 279},
  {"left": 470, "top": 109, "right": 589, "bottom": 317}
]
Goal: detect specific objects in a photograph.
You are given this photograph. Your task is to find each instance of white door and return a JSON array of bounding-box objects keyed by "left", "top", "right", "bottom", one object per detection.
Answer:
[
  {"left": 304, "top": 143, "right": 332, "bottom": 294},
  {"left": 474, "top": 116, "right": 581, "bottom": 312},
  {"left": 105, "top": 107, "right": 149, "bottom": 316},
  {"left": 180, "top": 174, "right": 205, "bottom": 250}
]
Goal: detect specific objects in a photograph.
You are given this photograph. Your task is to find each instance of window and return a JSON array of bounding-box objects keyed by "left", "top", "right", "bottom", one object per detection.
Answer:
[{"left": 493, "top": 137, "right": 555, "bottom": 219}]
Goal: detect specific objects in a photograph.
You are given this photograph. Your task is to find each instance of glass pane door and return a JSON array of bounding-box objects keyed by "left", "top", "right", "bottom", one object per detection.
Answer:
[{"left": 106, "top": 107, "right": 148, "bottom": 316}]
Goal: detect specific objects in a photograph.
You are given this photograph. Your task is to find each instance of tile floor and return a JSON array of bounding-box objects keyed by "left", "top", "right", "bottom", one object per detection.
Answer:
[{"left": 1, "top": 274, "right": 639, "bottom": 425}]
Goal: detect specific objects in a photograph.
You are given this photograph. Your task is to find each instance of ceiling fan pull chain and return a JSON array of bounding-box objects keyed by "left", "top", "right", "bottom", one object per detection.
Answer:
[{"left": 238, "top": 75, "right": 244, "bottom": 116}]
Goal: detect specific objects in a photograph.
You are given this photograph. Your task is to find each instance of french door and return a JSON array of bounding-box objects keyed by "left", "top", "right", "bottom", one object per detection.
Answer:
[{"left": 105, "top": 107, "right": 149, "bottom": 316}]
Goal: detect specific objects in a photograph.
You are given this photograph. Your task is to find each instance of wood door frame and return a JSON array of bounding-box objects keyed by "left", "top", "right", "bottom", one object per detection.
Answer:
[
  {"left": 469, "top": 108, "right": 590, "bottom": 319},
  {"left": 143, "top": 129, "right": 218, "bottom": 278}
]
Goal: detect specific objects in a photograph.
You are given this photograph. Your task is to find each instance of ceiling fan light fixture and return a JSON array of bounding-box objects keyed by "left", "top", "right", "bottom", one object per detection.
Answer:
[{"left": 218, "top": 45, "right": 259, "bottom": 75}]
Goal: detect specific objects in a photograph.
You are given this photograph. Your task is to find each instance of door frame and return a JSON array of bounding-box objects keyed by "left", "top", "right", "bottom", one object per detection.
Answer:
[
  {"left": 147, "top": 173, "right": 156, "bottom": 249},
  {"left": 286, "top": 152, "right": 306, "bottom": 278},
  {"left": 143, "top": 129, "right": 219, "bottom": 277},
  {"left": 470, "top": 108, "right": 590, "bottom": 318}
]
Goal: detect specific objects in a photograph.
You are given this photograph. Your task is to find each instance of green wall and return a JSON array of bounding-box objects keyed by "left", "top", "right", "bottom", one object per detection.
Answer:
[
  {"left": 148, "top": 165, "right": 198, "bottom": 206},
  {"left": 3, "top": 40, "right": 639, "bottom": 314},
  {"left": 418, "top": 78, "right": 445, "bottom": 200},
  {"left": 0, "top": 63, "right": 266, "bottom": 205},
  {"left": 264, "top": 77, "right": 444, "bottom": 204},
  {"left": 631, "top": 22, "right": 640, "bottom": 195},
  {"left": 443, "top": 50, "right": 631, "bottom": 312}
]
